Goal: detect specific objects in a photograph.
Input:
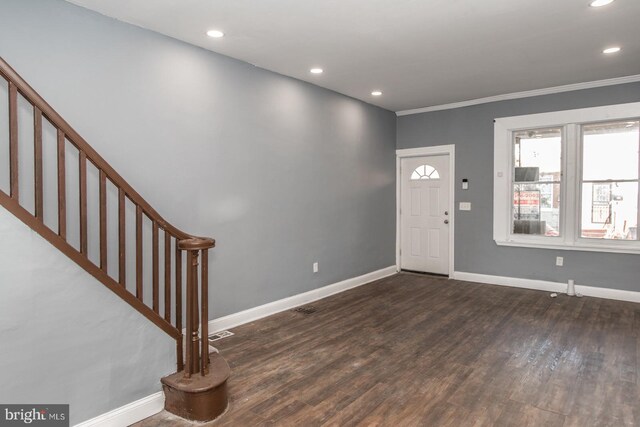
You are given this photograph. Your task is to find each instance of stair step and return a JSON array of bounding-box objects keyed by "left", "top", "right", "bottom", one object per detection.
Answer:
[{"left": 161, "top": 352, "right": 230, "bottom": 421}]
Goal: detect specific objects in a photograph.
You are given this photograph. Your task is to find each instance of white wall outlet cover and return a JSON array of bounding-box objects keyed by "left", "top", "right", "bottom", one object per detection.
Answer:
[
  {"left": 556, "top": 256, "right": 564, "bottom": 266},
  {"left": 459, "top": 202, "right": 471, "bottom": 211},
  {"left": 313, "top": 262, "right": 319, "bottom": 273}
]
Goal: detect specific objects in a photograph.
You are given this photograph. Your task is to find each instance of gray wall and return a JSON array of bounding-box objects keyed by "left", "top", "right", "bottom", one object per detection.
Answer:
[
  {"left": 398, "top": 82, "right": 640, "bottom": 291},
  {"left": 0, "top": 207, "right": 175, "bottom": 425},
  {"left": 0, "top": 0, "right": 396, "bottom": 423}
]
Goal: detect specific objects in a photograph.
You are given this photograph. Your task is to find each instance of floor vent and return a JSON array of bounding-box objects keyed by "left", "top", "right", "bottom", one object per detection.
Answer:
[
  {"left": 208, "top": 330, "right": 234, "bottom": 342},
  {"left": 293, "top": 305, "right": 317, "bottom": 315}
]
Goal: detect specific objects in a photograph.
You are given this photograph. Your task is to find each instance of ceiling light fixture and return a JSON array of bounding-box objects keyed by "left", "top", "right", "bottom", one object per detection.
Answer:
[
  {"left": 602, "top": 46, "right": 621, "bottom": 54},
  {"left": 310, "top": 68, "right": 323, "bottom": 74},
  {"left": 371, "top": 91, "right": 383, "bottom": 96},
  {"left": 206, "top": 30, "right": 224, "bottom": 38},
  {"left": 589, "top": 0, "right": 614, "bottom": 7}
]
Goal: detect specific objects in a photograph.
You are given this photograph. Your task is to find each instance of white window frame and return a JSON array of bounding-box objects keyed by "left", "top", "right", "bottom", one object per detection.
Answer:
[{"left": 494, "top": 102, "right": 640, "bottom": 254}]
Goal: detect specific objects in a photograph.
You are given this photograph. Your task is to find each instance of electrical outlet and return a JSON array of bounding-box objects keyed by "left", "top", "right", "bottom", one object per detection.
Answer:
[
  {"left": 556, "top": 256, "right": 564, "bottom": 267},
  {"left": 313, "top": 262, "right": 318, "bottom": 273}
]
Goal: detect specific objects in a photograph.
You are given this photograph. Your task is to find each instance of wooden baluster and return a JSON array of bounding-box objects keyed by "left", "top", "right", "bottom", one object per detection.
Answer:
[
  {"left": 136, "top": 205, "right": 143, "bottom": 300},
  {"left": 201, "top": 249, "right": 209, "bottom": 375},
  {"left": 34, "top": 107, "right": 43, "bottom": 219},
  {"left": 152, "top": 221, "right": 159, "bottom": 313},
  {"left": 79, "top": 152, "right": 88, "bottom": 254},
  {"left": 191, "top": 250, "right": 200, "bottom": 375},
  {"left": 175, "top": 246, "right": 184, "bottom": 371},
  {"left": 164, "top": 230, "right": 171, "bottom": 322},
  {"left": 185, "top": 250, "right": 194, "bottom": 377},
  {"left": 99, "top": 170, "right": 107, "bottom": 271},
  {"left": 9, "top": 82, "right": 18, "bottom": 200},
  {"left": 57, "top": 129, "right": 66, "bottom": 239},
  {"left": 118, "top": 188, "right": 126, "bottom": 286}
]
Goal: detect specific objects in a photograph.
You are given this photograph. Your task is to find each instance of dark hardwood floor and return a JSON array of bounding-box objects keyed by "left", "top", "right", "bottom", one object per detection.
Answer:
[{"left": 136, "top": 273, "right": 640, "bottom": 426}]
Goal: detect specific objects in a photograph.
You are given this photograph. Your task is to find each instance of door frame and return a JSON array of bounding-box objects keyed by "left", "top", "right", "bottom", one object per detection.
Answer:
[{"left": 396, "top": 145, "right": 455, "bottom": 277}]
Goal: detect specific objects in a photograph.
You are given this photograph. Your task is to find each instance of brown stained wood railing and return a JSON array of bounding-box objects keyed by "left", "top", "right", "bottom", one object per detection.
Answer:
[
  {"left": 99, "top": 171, "right": 108, "bottom": 271},
  {"left": 34, "top": 107, "right": 44, "bottom": 220},
  {"left": 152, "top": 221, "right": 159, "bottom": 314},
  {"left": 175, "top": 247, "right": 184, "bottom": 371},
  {"left": 136, "top": 205, "right": 143, "bottom": 300},
  {"left": 185, "top": 250, "right": 196, "bottom": 378},
  {"left": 201, "top": 249, "right": 209, "bottom": 375},
  {"left": 8, "top": 81, "right": 18, "bottom": 200},
  {"left": 118, "top": 188, "right": 126, "bottom": 286},
  {"left": 57, "top": 129, "right": 66, "bottom": 239},
  {"left": 79, "top": 152, "right": 88, "bottom": 254},
  {"left": 0, "top": 56, "right": 214, "bottom": 376},
  {"left": 164, "top": 230, "right": 171, "bottom": 322}
]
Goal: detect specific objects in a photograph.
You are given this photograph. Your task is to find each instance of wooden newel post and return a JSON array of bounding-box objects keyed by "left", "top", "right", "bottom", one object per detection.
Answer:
[{"left": 178, "top": 237, "right": 215, "bottom": 378}]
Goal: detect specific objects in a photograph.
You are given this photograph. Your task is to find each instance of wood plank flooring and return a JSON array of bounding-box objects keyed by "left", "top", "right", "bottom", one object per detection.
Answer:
[{"left": 136, "top": 273, "right": 640, "bottom": 426}]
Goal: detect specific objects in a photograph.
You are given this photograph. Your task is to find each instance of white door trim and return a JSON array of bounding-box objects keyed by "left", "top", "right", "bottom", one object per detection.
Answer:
[{"left": 396, "top": 145, "right": 455, "bottom": 277}]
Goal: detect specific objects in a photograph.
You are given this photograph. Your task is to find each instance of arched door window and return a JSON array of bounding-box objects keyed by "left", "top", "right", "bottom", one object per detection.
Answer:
[{"left": 411, "top": 164, "right": 440, "bottom": 180}]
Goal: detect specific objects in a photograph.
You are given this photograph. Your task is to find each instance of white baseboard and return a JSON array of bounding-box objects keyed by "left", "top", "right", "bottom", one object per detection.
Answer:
[
  {"left": 73, "top": 265, "right": 393, "bottom": 426},
  {"left": 74, "top": 391, "right": 164, "bottom": 427},
  {"left": 209, "top": 265, "right": 397, "bottom": 333},
  {"left": 453, "top": 271, "right": 640, "bottom": 303}
]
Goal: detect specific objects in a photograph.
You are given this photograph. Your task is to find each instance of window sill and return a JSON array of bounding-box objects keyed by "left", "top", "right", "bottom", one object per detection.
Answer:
[{"left": 495, "top": 239, "right": 640, "bottom": 255}]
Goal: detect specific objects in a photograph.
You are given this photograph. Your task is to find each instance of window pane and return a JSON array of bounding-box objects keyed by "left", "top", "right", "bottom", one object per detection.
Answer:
[
  {"left": 410, "top": 164, "right": 440, "bottom": 180},
  {"left": 581, "top": 181, "right": 638, "bottom": 240},
  {"left": 513, "top": 183, "right": 561, "bottom": 236},
  {"left": 514, "top": 128, "right": 562, "bottom": 182},
  {"left": 512, "top": 128, "right": 562, "bottom": 237},
  {"left": 583, "top": 121, "right": 639, "bottom": 181}
]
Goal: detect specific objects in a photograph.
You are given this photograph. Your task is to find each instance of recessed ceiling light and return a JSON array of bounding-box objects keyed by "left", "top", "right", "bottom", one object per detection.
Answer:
[
  {"left": 310, "top": 68, "right": 323, "bottom": 74},
  {"left": 602, "top": 46, "right": 621, "bottom": 54},
  {"left": 371, "top": 91, "right": 383, "bottom": 96},
  {"left": 589, "top": 0, "right": 614, "bottom": 7},
  {"left": 206, "top": 30, "right": 224, "bottom": 38}
]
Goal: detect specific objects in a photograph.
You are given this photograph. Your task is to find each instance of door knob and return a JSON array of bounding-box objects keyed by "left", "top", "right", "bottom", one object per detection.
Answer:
[
  {"left": 444, "top": 219, "right": 449, "bottom": 224},
  {"left": 444, "top": 211, "right": 449, "bottom": 216}
]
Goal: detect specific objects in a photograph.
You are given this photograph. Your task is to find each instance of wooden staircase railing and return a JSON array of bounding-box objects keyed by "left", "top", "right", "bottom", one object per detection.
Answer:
[{"left": 0, "top": 56, "right": 215, "bottom": 380}]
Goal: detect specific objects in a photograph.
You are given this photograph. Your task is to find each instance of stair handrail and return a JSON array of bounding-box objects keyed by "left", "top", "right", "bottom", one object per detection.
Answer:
[{"left": 0, "top": 57, "right": 202, "bottom": 241}]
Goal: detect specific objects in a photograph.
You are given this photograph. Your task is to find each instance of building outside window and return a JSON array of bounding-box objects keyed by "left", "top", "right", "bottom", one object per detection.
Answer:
[{"left": 580, "top": 121, "right": 639, "bottom": 241}]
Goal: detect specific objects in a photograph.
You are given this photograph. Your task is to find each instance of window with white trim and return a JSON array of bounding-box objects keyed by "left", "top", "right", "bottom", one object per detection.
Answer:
[{"left": 493, "top": 102, "right": 640, "bottom": 254}]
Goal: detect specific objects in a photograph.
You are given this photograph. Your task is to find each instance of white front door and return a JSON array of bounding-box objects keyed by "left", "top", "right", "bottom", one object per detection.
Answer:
[{"left": 400, "top": 155, "right": 450, "bottom": 275}]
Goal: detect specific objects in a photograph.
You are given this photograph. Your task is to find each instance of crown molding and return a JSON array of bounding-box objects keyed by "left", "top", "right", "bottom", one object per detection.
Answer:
[{"left": 396, "top": 74, "right": 640, "bottom": 116}]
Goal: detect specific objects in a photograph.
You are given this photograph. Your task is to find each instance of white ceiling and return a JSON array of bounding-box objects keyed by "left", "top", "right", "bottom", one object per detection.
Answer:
[{"left": 66, "top": 0, "right": 640, "bottom": 112}]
